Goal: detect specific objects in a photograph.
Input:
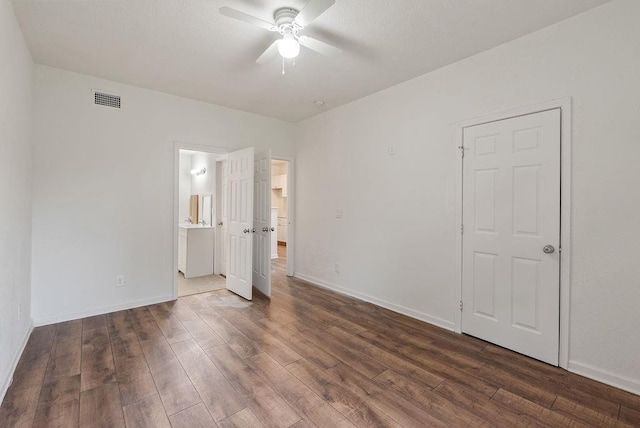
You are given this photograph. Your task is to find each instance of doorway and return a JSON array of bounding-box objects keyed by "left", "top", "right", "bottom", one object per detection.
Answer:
[
  {"left": 173, "top": 143, "right": 296, "bottom": 301},
  {"left": 176, "top": 149, "right": 227, "bottom": 297},
  {"left": 455, "top": 99, "right": 572, "bottom": 368},
  {"left": 271, "top": 159, "right": 290, "bottom": 277},
  {"left": 271, "top": 158, "right": 293, "bottom": 277}
]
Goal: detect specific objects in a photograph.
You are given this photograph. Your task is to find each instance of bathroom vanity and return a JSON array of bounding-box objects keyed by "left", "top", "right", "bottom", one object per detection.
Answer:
[{"left": 178, "top": 224, "right": 214, "bottom": 278}]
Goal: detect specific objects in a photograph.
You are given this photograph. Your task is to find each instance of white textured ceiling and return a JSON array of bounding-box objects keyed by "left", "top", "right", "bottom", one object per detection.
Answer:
[{"left": 12, "top": 0, "right": 611, "bottom": 122}]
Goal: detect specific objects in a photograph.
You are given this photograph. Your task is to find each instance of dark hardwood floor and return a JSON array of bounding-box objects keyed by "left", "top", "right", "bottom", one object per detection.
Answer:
[{"left": 2, "top": 244, "right": 640, "bottom": 427}]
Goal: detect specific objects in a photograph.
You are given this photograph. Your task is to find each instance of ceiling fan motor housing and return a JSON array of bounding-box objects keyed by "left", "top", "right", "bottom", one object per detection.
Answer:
[{"left": 274, "top": 7, "right": 301, "bottom": 35}]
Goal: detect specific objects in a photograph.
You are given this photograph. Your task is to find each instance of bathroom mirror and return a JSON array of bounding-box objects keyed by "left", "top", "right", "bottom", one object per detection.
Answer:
[{"left": 200, "top": 194, "right": 213, "bottom": 226}]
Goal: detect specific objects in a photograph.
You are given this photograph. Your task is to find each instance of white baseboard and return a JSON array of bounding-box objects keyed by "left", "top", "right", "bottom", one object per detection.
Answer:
[
  {"left": 33, "top": 294, "right": 175, "bottom": 327},
  {"left": 293, "top": 272, "right": 455, "bottom": 332},
  {"left": 0, "top": 321, "right": 34, "bottom": 405},
  {"left": 568, "top": 360, "right": 640, "bottom": 396}
]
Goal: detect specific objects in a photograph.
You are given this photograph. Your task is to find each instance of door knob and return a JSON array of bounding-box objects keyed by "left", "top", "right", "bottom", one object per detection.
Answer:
[
  {"left": 271, "top": 227, "right": 275, "bottom": 232},
  {"left": 218, "top": 222, "right": 223, "bottom": 226},
  {"left": 252, "top": 228, "right": 256, "bottom": 233},
  {"left": 543, "top": 245, "right": 555, "bottom": 254},
  {"left": 262, "top": 227, "right": 269, "bottom": 232},
  {"left": 243, "top": 228, "right": 250, "bottom": 233}
]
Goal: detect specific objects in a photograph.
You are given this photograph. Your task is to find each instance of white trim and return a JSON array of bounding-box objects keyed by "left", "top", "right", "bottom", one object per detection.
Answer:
[
  {"left": 33, "top": 294, "right": 175, "bottom": 327},
  {"left": 0, "top": 322, "right": 33, "bottom": 405},
  {"left": 454, "top": 97, "right": 572, "bottom": 369},
  {"left": 214, "top": 160, "right": 223, "bottom": 276},
  {"left": 568, "top": 361, "right": 640, "bottom": 396},
  {"left": 173, "top": 142, "right": 230, "bottom": 299},
  {"left": 294, "top": 273, "right": 455, "bottom": 331},
  {"left": 272, "top": 155, "right": 295, "bottom": 277},
  {"left": 33, "top": 295, "right": 174, "bottom": 327}
]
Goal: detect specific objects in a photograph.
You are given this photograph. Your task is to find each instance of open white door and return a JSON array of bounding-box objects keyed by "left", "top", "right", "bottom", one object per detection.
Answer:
[
  {"left": 226, "top": 147, "right": 254, "bottom": 300},
  {"left": 252, "top": 150, "right": 272, "bottom": 297},
  {"left": 462, "top": 109, "right": 561, "bottom": 365},
  {"left": 220, "top": 160, "right": 229, "bottom": 277}
]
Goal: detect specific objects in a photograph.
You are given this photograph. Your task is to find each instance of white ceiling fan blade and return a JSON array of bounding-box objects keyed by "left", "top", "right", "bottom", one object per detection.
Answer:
[
  {"left": 293, "top": 0, "right": 335, "bottom": 28},
  {"left": 256, "top": 40, "right": 280, "bottom": 64},
  {"left": 219, "top": 7, "right": 277, "bottom": 32},
  {"left": 298, "top": 36, "right": 342, "bottom": 58}
]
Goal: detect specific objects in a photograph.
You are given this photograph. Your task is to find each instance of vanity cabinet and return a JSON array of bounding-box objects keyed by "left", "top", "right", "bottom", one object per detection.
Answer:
[{"left": 178, "top": 225, "right": 214, "bottom": 278}]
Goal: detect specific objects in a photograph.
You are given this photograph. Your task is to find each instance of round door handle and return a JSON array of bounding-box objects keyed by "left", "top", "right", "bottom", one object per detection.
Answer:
[
  {"left": 270, "top": 227, "right": 275, "bottom": 232},
  {"left": 262, "top": 227, "right": 269, "bottom": 232},
  {"left": 217, "top": 222, "right": 223, "bottom": 226},
  {"left": 543, "top": 245, "right": 555, "bottom": 254},
  {"left": 252, "top": 228, "right": 256, "bottom": 233},
  {"left": 243, "top": 228, "right": 250, "bottom": 233}
]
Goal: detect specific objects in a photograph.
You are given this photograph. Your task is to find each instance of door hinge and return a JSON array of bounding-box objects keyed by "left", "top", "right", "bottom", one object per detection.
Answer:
[
  {"left": 459, "top": 300, "right": 463, "bottom": 311},
  {"left": 460, "top": 224, "right": 464, "bottom": 235}
]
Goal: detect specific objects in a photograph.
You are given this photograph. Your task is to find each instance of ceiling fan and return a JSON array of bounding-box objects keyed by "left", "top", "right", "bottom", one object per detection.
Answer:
[{"left": 219, "top": 0, "right": 342, "bottom": 64}]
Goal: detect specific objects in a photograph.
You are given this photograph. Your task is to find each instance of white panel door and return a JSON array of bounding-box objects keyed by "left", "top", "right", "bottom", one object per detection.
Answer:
[
  {"left": 462, "top": 109, "right": 561, "bottom": 365},
  {"left": 226, "top": 147, "right": 254, "bottom": 300},
  {"left": 252, "top": 149, "right": 271, "bottom": 297},
  {"left": 220, "top": 160, "right": 229, "bottom": 277}
]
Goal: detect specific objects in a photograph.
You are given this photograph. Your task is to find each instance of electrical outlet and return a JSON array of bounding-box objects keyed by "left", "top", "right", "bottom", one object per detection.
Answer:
[
  {"left": 336, "top": 209, "right": 343, "bottom": 219},
  {"left": 335, "top": 263, "right": 340, "bottom": 273},
  {"left": 116, "top": 275, "right": 125, "bottom": 287},
  {"left": 387, "top": 145, "right": 396, "bottom": 156}
]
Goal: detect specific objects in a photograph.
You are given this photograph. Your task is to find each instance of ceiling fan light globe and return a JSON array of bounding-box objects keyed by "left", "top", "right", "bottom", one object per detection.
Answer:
[{"left": 278, "top": 36, "right": 300, "bottom": 59}]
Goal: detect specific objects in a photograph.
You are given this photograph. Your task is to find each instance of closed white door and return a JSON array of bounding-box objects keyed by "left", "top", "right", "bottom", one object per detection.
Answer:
[
  {"left": 252, "top": 150, "right": 271, "bottom": 297},
  {"left": 226, "top": 147, "right": 254, "bottom": 301},
  {"left": 462, "top": 109, "right": 561, "bottom": 365}
]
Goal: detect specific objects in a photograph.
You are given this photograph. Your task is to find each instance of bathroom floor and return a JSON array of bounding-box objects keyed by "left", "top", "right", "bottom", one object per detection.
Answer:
[
  {"left": 177, "top": 273, "right": 226, "bottom": 297},
  {"left": 178, "top": 245, "right": 286, "bottom": 298}
]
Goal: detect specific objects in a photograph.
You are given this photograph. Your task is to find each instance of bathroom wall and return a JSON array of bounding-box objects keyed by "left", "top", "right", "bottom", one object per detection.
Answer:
[
  {"left": 191, "top": 152, "right": 216, "bottom": 225},
  {"left": 178, "top": 152, "right": 192, "bottom": 223},
  {"left": 190, "top": 152, "right": 215, "bottom": 196}
]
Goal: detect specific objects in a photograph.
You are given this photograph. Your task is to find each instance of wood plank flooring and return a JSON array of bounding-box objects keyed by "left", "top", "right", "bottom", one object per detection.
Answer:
[{"left": 2, "top": 245, "right": 640, "bottom": 427}]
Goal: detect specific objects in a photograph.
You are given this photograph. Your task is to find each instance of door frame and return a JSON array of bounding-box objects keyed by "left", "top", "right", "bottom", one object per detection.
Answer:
[
  {"left": 172, "top": 142, "right": 229, "bottom": 299},
  {"left": 272, "top": 155, "right": 295, "bottom": 277},
  {"left": 454, "top": 98, "right": 572, "bottom": 369}
]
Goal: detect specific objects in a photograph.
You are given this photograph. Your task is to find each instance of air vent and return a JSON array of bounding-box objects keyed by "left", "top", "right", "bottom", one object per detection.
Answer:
[{"left": 93, "top": 91, "right": 121, "bottom": 109}]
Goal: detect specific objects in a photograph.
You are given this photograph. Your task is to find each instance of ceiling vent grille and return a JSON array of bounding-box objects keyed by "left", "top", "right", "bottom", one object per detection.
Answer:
[{"left": 93, "top": 91, "right": 121, "bottom": 109}]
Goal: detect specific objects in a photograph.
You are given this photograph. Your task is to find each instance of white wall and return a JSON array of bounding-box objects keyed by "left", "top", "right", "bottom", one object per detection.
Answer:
[
  {"left": 31, "top": 66, "right": 294, "bottom": 325},
  {"left": 294, "top": 0, "right": 640, "bottom": 393},
  {"left": 0, "top": 1, "right": 34, "bottom": 402}
]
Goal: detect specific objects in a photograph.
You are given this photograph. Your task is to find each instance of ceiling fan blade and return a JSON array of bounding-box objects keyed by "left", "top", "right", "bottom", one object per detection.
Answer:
[
  {"left": 256, "top": 40, "right": 280, "bottom": 64},
  {"left": 219, "top": 7, "right": 277, "bottom": 32},
  {"left": 293, "top": 0, "right": 335, "bottom": 28},
  {"left": 298, "top": 35, "right": 342, "bottom": 58}
]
